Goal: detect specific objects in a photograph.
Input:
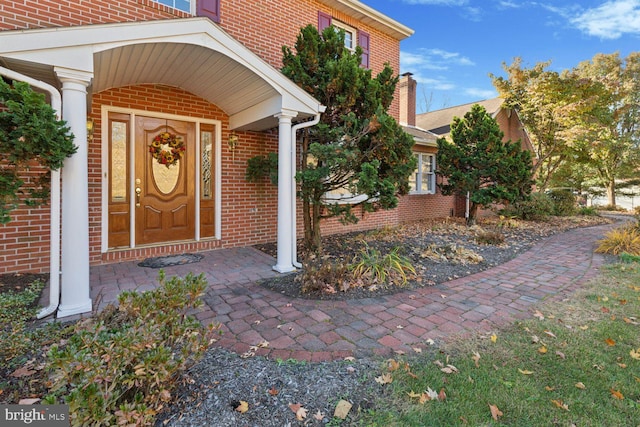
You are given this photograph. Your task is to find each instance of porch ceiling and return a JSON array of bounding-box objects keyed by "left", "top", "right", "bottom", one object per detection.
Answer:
[{"left": 93, "top": 43, "right": 277, "bottom": 119}]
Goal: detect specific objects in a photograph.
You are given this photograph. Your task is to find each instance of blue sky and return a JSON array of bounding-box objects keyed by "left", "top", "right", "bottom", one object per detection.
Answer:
[{"left": 363, "top": 0, "right": 640, "bottom": 113}]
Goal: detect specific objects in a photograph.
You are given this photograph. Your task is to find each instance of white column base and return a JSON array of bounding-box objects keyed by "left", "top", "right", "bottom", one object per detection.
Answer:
[{"left": 56, "top": 300, "right": 93, "bottom": 319}]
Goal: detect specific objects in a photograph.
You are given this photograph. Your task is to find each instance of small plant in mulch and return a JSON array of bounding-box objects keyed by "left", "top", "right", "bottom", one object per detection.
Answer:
[
  {"left": 44, "top": 272, "right": 219, "bottom": 427},
  {"left": 295, "top": 256, "right": 352, "bottom": 294},
  {"left": 420, "top": 243, "right": 484, "bottom": 265},
  {"left": 350, "top": 242, "right": 416, "bottom": 287},
  {"left": 475, "top": 229, "right": 505, "bottom": 245}
]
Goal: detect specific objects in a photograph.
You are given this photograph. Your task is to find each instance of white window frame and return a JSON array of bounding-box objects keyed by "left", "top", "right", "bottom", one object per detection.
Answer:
[
  {"left": 333, "top": 20, "right": 357, "bottom": 52},
  {"left": 154, "top": 0, "right": 195, "bottom": 14},
  {"left": 410, "top": 153, "right": 436, "bottom": 195}
]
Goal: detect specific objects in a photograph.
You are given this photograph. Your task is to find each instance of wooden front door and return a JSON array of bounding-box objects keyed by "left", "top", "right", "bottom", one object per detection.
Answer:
[{"left": 135, "top": 116, "right": 195, "bottom": 245}]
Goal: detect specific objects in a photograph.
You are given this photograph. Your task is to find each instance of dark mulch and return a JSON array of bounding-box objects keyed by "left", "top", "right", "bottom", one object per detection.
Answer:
[{"left": 255, "top": 215, "right": 613, "bottom": 301}]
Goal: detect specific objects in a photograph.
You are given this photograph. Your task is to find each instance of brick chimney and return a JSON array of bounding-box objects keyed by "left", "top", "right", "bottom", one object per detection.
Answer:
[{"left": 399, "top": 72, "right": 416, "bottom": 126}]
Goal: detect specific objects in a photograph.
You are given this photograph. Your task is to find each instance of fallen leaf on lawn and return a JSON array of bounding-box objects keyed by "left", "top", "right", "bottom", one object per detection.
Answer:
[
  {"left": 11, "top": 367, "right": 36, "bottom": 378},
  {"left": 538, "top": 346, "right": 548, "bottom": 354},
  {"left": 235, "top": 401, "right": 249, "bottom": 413},
  {"left": 629, "top": 348, "right": 640, "bottom": 360},
  {"left": 472, "top": 351, "right": 481, "bottom": 367},
  {"left": 533, "top": 310, "right": 545, "bottom": 320},
  {"left": 489, "top": 404, "right": 503, "bottom": 421},
  {"left": 610, "top": 389, "right": 624, "bottom": 400},
  {"left": 491, "top": 334, "right": 497, "bottom": 343},
  {"left": 387, "top": 359, "right": 400, "bottom": 371},
  {"left": 268, "top": 388, "right": 279, "bottom": 396},
  {"left": 604, "top": 338, "right": 616, "bottom": 346},
  {"left": 601, "top": 306, "right": 610, "bottom": 313},
  {"left": 413, "top": 347, "right": 422, "bottom": 353},
  {"left": 623, "top": 317, "right": 638, "bottom": 325},
  {"left": 601, "top": 296, "right": 609, "bottom": 302},
  {"left": 375, "top": 373, "right": 393, "bottom": 385},
  {"left": 426, "top": 338, "right": 435, "bottom": 345},
  {"left": 531, "top": 335, "right": 540, "bottom": 344},
  {"left": 344, "top": 356, "right": 356, "bottom": 362},
  {"left": 544, "top": 330, "right": 557, "bottom": 338},
  {"left": 551, "top": 399, "right": 569, "bottom": 411},
  {"left": 438, "top": 388, "right": 447, "bottom": 401},
  {"left": 556, "top": 351, "right": 566, "bottom": 359},
  {"left": 618, "top": 363, "right": 627, "bottom": 369},
  {"left": 407, "top": 391, "right": 422, "bottom": 398},
  {"left": 419, "top": 393, "right": 431, "bottom": 404},
  {"left": 334, "top": 400, "right": 352, "bottom": 419},
  {"left": 313, "top": 410, "right": 325, "bottom": 421},
  {"left": 575, "top": 382, "right": 586, "bottom": 389},
  {"left": 425, "top": 387, "right": 439, "bottom": 400},
  {"left": 289, "top": 403, "right": 307, "bottom": 420},
  {"left": 433, "top": 360, "right": 444, "bottom": 368},
  {"left": 545, "top": 386, "right": 555, "bottom": 391},
  {"left": 619, "top": 299, "right": 627, "bottom": 305},
  {"left": 441, "top": 364, "right": 459, "bottom": 374},
  {"left": 518, "top": 369, "right": 534, "bottom": 375},
  {"left": 579, "top": 325, "right": 589, "bottom": 330},
  {"left": 18, "top": 398, "right": 40, "bottom": 405}
]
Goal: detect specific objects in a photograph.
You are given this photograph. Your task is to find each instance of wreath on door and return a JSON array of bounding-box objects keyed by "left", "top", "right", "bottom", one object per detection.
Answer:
[{"left": 149, "top": 132, "right": 185, "bottom": 168}]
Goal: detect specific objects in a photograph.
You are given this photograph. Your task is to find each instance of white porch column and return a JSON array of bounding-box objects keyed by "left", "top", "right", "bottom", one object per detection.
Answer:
[
  {"left": 273, "top": 110, "right": 298, "bottom": 273},
  {"left": 55, "top": 67, "right": 93, "bottom": 318}
]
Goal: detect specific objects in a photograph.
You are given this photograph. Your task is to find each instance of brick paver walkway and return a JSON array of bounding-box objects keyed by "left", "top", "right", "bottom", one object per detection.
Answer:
[{"left": 89, "top": 220, "right": 621, "bottom": 362}]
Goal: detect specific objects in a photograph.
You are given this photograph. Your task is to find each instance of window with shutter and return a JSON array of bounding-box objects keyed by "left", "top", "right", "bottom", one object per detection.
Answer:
[
  {"left": 358, "top": 30, "right": 370, "bottom": 68},
  {"left": 197, "top": 0, "right": 220, "bottom": 22},
  {"left": 318, "top": 11, "right": 332, "bottom": 31}
]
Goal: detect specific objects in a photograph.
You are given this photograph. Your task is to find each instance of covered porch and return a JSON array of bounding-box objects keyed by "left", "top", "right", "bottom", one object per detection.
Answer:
[{"left": 0, "top": 17, "right": 324, "bottom": 318}]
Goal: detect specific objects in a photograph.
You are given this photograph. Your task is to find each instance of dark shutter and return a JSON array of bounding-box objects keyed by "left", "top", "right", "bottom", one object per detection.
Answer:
[
  {"left": 358, "top": 30, "right": 370, "bottom": 68},
  {"left": 318, "top": 11, "right": 332, "bottom": 31},
  {"left": 197, "top": 0, "right": 220, "bottom": 23}
]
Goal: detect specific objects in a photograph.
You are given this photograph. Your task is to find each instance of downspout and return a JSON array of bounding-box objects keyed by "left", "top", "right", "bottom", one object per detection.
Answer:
[
  {"left": 291, "top": 113, "right": 322, "bottom": 268},
  {"left": 0, "top": 66, "right": 62, "bottom": 319}
]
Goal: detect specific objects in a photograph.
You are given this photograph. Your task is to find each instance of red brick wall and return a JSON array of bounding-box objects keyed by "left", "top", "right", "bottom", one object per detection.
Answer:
[{"left": 90, "top": 84, "right": 280, "bottom": 265}]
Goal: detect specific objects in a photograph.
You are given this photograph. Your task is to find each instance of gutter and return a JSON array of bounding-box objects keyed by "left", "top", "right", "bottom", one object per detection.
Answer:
[
  {"left": 290, "top": 113, "right": 322, "bottom": 268},
  {"left": 0, "top": 66, "right": 62, "bottom": 319}
]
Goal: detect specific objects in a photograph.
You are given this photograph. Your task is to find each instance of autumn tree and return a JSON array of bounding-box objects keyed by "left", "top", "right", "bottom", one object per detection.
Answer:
[
  {"left": 0, "top": 78, "right": 76, "bottom": 224},
  {"left": 571, "top": 52, "right": 640, "bottom": 206},
  {"left": 436, "top": 104, "right": 533, "bottom": 225},
  {"left": 249, "top": 24, "right": 415, "bottom": 253}
]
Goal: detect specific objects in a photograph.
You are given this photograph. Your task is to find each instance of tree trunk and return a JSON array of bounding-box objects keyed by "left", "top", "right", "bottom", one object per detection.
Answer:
[
  {"left": 466, "top": 203, "right": 478, "bottom": 226},
  {"left": 607, "top": 180, "right": 616, "bottom": 207}
]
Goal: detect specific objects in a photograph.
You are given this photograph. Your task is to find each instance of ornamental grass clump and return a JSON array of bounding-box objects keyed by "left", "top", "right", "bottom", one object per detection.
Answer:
[
  {"left": 45, "top": 272, "right": 218, "bottom": 427},
  {"left": 595, "top": 225, "right": 640, "bottom": 256},
  {"left": 351, "top": 242, "right": 415, "bottom": 286}
]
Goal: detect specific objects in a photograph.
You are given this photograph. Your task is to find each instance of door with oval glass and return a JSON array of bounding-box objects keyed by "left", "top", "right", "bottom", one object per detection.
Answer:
[{"left": 135, "top": 116, "right": 195, "bottom": 245}]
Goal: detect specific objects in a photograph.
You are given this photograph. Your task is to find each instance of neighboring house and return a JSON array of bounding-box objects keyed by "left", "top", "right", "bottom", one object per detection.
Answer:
[{"left": 0, "top": 0, "right": 413, "bottom": 317}]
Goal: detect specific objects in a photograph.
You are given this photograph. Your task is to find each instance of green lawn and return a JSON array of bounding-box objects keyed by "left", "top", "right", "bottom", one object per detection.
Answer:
[{"left": 361, "top": 261, "right": 640, "bottom": 426}]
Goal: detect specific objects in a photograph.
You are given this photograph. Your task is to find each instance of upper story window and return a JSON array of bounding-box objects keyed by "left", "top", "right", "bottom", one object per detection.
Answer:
[
  {"left": 155, "top": 0, "right": 193, "bottom": 13},
  {"left": 152, "top": 0, "right": 220, "bottom": 22},
  {"left": 333, "top": 20, "right": 356, "bottom": 52},
  {"left": 409, "top": 153, "right": 436, "bottom": 195},
  {"left": 318, "top": 11, "right": 370, "bottom": 68}
]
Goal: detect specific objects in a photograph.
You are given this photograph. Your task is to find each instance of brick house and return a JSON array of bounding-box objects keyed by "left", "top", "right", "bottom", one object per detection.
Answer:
[{"left": 1, "top": 0, "right": 428, "bottom": 318}]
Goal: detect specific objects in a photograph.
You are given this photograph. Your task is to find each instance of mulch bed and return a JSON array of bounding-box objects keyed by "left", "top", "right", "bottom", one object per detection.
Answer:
[{"left": 255, "top": 215, "right": 613, "bottom": 301}]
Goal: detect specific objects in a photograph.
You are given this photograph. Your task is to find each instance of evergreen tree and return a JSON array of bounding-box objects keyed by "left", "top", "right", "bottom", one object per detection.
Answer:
[
  {"left": 436, "top": 104, "right": 533, "bottom": 225},
  {"left": 249, "top": 24, "right": 415, "bottom": 252}
]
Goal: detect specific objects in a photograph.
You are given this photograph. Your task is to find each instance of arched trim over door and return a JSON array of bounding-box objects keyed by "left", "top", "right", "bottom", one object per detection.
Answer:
[{"left": 101, "top": 106, "right": 221, "bottom": 253}]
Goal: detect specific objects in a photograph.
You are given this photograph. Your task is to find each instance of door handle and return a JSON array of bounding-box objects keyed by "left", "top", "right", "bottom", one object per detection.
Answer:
[{"left": 135, "top": 187, "right": 141, "bottom": 207}]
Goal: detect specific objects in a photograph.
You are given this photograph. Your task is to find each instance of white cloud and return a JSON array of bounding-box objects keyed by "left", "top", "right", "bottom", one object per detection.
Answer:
[
  {"left": 464, "top": 87, "right": 498, "bottom": 99},
  {"left": 498, "top": 1, "right": 522, "bottom": 8},
  {"left": 570, "top": 0, "right": 640, "bottom": 39}
]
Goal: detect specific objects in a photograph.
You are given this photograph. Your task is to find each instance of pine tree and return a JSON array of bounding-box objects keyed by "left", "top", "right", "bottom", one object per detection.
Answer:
[{"left": 436, "top": 104, "right": 533, "bottom": 225}]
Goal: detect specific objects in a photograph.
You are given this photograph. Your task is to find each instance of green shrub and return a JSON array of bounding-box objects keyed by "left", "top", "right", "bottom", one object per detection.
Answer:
[
  {"left": 350, "top": 243, "right": 415, "bottom": 285},
  {"left": 45, "top": 272, "right": 218, "bottom": 427},
  {"left": 502, "top": 192, "right": 554, "bottom": 220},
  {"left": 547, "top": 189, "right": 576, "bottom": 216},
  {"left": 577, "top": 206, "right": 599, "bottom": 216},
  {"left": 620, "top": 252, "right": 640, "bottom": 263}
]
